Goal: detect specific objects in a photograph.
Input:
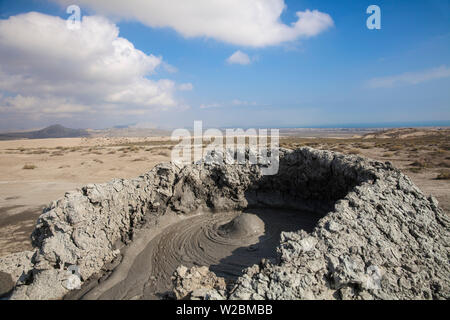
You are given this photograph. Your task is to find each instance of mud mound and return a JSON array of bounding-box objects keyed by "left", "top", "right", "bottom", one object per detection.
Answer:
[
  {"left": 219, "top": 213, "right": 265, "bottom": 239},
  {"left": 1, "top": 148, "right": 449, "bottom": 300}
]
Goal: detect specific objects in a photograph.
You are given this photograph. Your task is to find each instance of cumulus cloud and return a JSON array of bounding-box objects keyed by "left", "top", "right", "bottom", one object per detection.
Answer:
[
  {"left": 0, "top": 12, "right": 181, "bottom": 122},
  {"left": 52, "top": 0, "right": 334, "bottom": 47},
  {"left": 368, "top": 66, "right": 450, "bottom": 88},
  {"left": 227, "top": 51, "right": 251, "bottom": 65},
  {"left": 0, "top": 95, "right": 90, "bottom": 114}
]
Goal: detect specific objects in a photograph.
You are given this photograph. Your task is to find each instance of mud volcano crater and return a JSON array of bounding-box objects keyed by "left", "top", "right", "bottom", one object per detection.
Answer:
[{"left": 2, "top": 148, "right": 449, "bottom": 300}]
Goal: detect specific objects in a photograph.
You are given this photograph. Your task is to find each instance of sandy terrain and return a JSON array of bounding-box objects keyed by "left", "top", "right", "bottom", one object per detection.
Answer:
[
  {"left": 0, "top": 137, "right": 173, "bottom": 257},
  {"left": 0, "top": 127, "right": 448, "bottom": 258}
]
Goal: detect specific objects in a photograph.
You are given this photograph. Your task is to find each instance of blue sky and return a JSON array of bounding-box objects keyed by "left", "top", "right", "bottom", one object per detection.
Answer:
[{"left": 0, "top": 0, "right": 449, "bottom": 129}]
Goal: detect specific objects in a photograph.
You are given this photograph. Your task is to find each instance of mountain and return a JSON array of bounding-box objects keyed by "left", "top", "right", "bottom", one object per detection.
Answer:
[{"left": 0, "top": 125, "right": 90, "bottom": 140}]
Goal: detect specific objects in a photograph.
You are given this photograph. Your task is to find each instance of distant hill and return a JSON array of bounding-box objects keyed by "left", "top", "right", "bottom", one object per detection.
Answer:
[
  {"left": 89, "top": 127, "right": 171, "bottom": 138},
  {"left": 362, "top": 127, "right": 450, "bottom": 139},
  {"left": 0, "top": 125, "right": 90, "bottom": 140}
]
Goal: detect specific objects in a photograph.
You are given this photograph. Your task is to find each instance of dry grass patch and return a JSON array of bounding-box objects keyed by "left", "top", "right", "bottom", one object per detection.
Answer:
[
  {"left": 68, "top": 147, "right": 83, "bottom": 152},
  {"left": 22, "top": 164, "right": 37, "bottom": 170},
  {"left": 437, "top": 161, "right": 450, "bottom": 168},
  {"left": 50, "top": 151, "right": 64, "bottom": 157},
  {"left": 409, "top": 160, "right": 430, "bottom": 168},
  {"left": 408, "top": 167, "right": 423, "bottom": 173},
  {"left": 387, "top": 145, "right": 402, "bottom": 152},
  {"left": 436, "top": 170, "right": 450, "bottom": 180},
  {"left": 131, "top": 157, "right": 148, "bottom": 162},
  {"left": 157, "top": 149, "right": 171, "bottom": 157},
  {"left": 26, "top": 149, "right": 49, "bottom": 154},
  {"left": 119, "top": 145, "right": 140, "bottom": 153},
  {"left": 150, "top": 147, "right": 172, "bottom": 157}
]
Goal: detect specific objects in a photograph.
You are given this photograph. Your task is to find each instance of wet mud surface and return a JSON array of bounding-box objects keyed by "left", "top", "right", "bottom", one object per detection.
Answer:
[{"left": 85, "top": 208, "right": 321, "bottom": 300}]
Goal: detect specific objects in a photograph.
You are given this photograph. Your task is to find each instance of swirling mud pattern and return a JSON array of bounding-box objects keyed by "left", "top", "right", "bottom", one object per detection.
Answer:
[{"left": 85, "top": 208, "right": 320, "bottom": 300}]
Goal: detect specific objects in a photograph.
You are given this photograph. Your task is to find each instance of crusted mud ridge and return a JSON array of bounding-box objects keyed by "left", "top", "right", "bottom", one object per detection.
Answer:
[{"left": 0, "top": 148, "right": 449, "bottom": 300}]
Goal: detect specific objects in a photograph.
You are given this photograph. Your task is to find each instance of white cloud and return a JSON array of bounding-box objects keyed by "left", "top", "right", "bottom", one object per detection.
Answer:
[
  {"left": 227, "top": 51, "right": 251, "bottom": 65},
  {"left": 52, "top": 0, "right": 334, "bottom": 47},
  {"left": 232, "top": 99, "right": 257, "bottom": 106},
  {"left": 368, "top": 66, "right": 450, "bottom": 88},
  {"left": 178, "top": 83, "right": 194, "bottom": 91},
  {"left": 0, "top": 95, "right": 90, "bottom": 114},
  {"left": 162, "top": 62, "right": 178, "bottom": 73},
  {"left": 0, "top": 12, "right": 182, "bottom": 121},
  {"left": 200, "top": 100, "right": 259, "bottom": 109},
  {"left": 200, "top": 102, "right": 222, "bottom": 109}
]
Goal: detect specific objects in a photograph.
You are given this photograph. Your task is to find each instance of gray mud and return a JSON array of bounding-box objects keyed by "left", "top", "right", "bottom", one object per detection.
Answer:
[{"left": 81, "top": 208, "right": 321, "bottom": 300}]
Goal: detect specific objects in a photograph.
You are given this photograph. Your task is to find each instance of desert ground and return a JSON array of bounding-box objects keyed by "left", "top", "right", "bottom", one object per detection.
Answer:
[
  {"left": 0, "top": 127, "right": 448, "bottom": 258},
  {"left": 0, "top": 136, "right": 174, "bottom": 257}
]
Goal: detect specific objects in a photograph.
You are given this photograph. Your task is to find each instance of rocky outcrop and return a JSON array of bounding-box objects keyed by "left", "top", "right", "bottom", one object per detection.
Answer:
[
  {"left": 0, "top": 250, "right": 34, "bottom": 299},
  {"left": 228, "top": 169, "right": 450, "bottom": 300},
  {"left": 30, "top": 163, "right": 179, "bottom": 281},
  {"left": 0, "top": 251, "right": 34, "bottom": 284},
  {"left": 172, "top": 266, "right": 227, "bottom": 300},
  {"left": 1, "top": 148, "right": 449, "bottom": 299}
]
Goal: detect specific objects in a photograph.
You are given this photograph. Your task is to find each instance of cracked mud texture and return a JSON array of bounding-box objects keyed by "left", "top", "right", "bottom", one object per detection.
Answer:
[{"left": 1, "top": 147, "right": 449, "bottom": 300}]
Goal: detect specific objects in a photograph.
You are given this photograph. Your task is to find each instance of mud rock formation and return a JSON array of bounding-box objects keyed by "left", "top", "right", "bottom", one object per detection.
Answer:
[
  {"left": 172, "top": 266, "right": 227, "bottom": 300},
  {"left": 218, "top": 213, "right": 265, "bottom": 238},
  {"left": 1, "top": 148, "right": 449, "bottom": 300},
  {"left": 0, "top": 251, "right": 34, "bottom": 284},
  {"left": 0, "top": 251, "right": 34, "bottom": 298}
]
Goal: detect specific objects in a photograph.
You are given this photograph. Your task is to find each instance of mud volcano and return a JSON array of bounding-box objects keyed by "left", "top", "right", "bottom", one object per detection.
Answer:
[{"left": 1, "top": 148, "right": 449, "bottom": 300}]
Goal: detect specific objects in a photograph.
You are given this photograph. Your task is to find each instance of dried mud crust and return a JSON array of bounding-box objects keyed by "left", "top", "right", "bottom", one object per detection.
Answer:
[{"left": 0, "top": 147, "right": 448, "bottom": 300}]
